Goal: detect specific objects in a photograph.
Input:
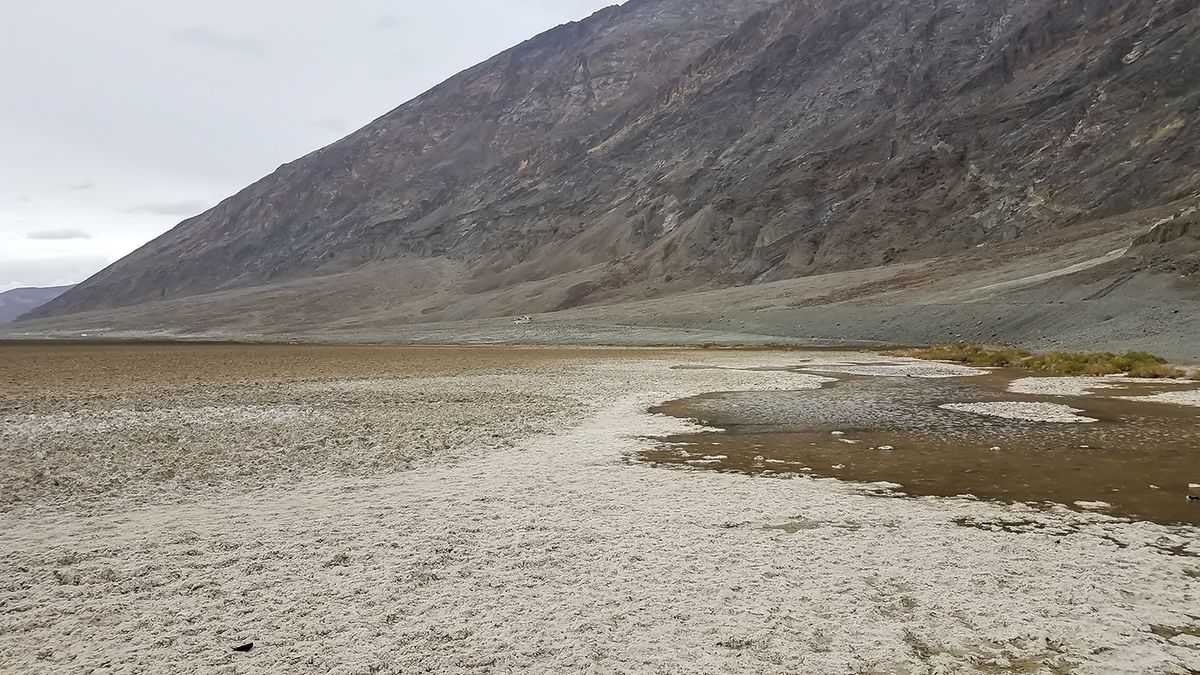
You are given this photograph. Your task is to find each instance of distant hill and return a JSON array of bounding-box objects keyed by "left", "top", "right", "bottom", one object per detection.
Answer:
[{"left": 0, "top": 286, "right": 73, "bottom": 324}]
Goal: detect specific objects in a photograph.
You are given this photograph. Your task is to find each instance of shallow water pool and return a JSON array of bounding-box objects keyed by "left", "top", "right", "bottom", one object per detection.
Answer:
[{"left": 643, "top": 365, "right": 1200, "bottom": 526}]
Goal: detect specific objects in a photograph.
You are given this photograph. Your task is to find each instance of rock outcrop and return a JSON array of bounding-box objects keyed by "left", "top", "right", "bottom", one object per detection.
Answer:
[{"left": 1131, "top": 206, "right": 1200, "bottom": 276}]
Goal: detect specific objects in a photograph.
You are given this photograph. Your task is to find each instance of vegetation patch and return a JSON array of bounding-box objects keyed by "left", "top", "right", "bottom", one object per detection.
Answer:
[
  {"left": 886, "top": 343, "right": 1031, "bottom": 367},
  {"left": 1125, "top": 363, "right": 1189, "bottom": 379},
  {"left": 889, "top": 344, "right": 1186, "bottom": 378}
]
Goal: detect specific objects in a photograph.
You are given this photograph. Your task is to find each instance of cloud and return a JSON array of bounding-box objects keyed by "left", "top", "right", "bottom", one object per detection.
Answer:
[
  {"left": 26, "top": 228, "right": 92, "bottom": 241},
  {"left": 312, "top": 116, "right": 347, "bottom": 131},
  {"left": 66, "top": 181, "right": 95, "bottom": 191},
  {"left": 17, "top": 196, "right": 32, "bottom": 203},
  {"left": 126, "top": 199, "right": 212, "bottom": 217},
  {"left": 376, "top": 14, "right": 400, "bottom": 30},
  {"left": 171, "top": 27, "right": 265, "bottom": 56},
  {"left": 0, "top": 256, "right": 111, "bottom": 291}
]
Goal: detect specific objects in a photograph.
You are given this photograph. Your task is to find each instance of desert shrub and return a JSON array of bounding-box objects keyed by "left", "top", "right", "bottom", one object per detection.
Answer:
[
  {"left": 1020, "top": 350, "right": 1174, "bottom": 376},
  {"left": 1126, "top": 363, "right": 1186, "bottom": 378},
  {"left": 1122, "top": 351, "right": 1166, "bottom": 364},
  {"left": 886, "top": 343, "right": 1029, "bottom": 367},
  {"left": 891, "top": 344, "right": 1183, "bottom": 378},
  {"left": 1023, "top": 351, "right": 1109, "bottom": 375}
]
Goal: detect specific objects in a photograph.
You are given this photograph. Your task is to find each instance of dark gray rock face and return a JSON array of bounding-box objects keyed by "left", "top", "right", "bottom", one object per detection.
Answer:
[{"left": 32, "top": 0, "right": 1200, "bottom": 320}]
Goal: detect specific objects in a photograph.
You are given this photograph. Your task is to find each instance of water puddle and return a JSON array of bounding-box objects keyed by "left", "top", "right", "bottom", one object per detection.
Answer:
[{"left": 643, "top": 365, "right": 1200, "bottom": 525}]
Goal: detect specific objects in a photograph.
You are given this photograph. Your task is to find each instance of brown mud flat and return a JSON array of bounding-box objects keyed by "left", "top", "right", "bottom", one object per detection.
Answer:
[
  {"left": 0, "top": 342, "right": 663, "bottom": 402},
  {"left": 644, "top": 366, "right": 1200, "bottom": 526}
]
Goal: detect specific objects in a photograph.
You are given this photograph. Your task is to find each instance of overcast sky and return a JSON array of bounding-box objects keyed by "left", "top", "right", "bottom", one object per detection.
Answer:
[{"left": 0, "top": 1, "right": 616, "bottom": 292}]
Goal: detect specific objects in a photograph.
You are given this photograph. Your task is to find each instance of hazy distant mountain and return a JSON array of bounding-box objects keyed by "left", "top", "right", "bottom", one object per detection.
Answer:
[
  {"left": 0, "top": 286, "right": 73, "bottom": 324},
  {"left": 30, "top": 0, "right": 1200, "bottom": 325}
]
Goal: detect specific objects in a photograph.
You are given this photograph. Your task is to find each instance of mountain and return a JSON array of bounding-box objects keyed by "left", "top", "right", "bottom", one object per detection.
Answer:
[
  {"left": 27, "top": 0, "right": 1200, "bottom": 335},
  {"left": 0, "top": 286, "right": 72, "bottom": 324},
  {"left": 30, "top": 0, "right": 776, "bottom": 318}
]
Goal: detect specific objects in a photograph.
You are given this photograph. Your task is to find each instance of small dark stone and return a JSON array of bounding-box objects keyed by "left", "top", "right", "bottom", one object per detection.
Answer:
[
  {"left": 233, "top": 643, "right": 254, "bottom": 652},
  {"left": 1187, "top": 495, "right": 1200, "bottom": 502}
]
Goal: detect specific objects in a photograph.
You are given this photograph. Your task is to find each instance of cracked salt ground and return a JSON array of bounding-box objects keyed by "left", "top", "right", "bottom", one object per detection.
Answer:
[{"left": 3, "top": 348, "right": 1200, "bottom": 673}]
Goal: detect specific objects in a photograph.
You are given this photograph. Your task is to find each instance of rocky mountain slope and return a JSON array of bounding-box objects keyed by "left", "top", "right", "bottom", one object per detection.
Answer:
[
  {"left": 28, "top": 0, "right": 1200, "bottom": 326},
  {"left": 0, "top": 286, "right": 72, "bottom": 324}
]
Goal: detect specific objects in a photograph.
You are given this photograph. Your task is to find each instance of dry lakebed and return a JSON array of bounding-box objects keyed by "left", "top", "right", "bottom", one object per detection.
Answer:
[{"left": 1, "top": 343, "right": 1198, "bottom": 674}]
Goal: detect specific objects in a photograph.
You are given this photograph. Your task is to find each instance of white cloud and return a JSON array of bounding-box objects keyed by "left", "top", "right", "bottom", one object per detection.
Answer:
[
  {"left": 126, "top": 199, "right": 213, "bottom": 217},
  {"left": 0, "top": 257, "right": 111, "bottom": 292},
  {"left": 312, "top": 116, "right": 347, "bottom": 132},
  {"left": 26, "top": 228, "right": 91, "bottom": 241},
  {"left": 170, "top": 26, "right": 266, "bottom": 56}
]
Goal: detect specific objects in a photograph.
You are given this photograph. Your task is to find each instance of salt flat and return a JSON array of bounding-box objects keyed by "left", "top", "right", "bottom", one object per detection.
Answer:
[{"left": 1, "top": 345, "right": 1197, "bottom": 674}]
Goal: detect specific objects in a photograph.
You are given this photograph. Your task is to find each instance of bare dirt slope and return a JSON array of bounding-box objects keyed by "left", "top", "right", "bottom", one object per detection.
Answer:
[{"left": 27, "top": 0, "right": 1200, "bottom": 329}]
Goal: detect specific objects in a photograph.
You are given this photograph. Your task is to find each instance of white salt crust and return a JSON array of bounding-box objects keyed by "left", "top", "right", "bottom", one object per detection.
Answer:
[
  {"left": 940, "top": 401, "right": 1100, "bottom": 423},
  {"left": 1009, "top": 375, "right": 1200, "bottom": 399},
  {"left": 1119, "top": 389, "right": 1200, "bottom": 408},
  {"left": 1008, "top": 376, "right": 1124, "bottom": 396}
]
